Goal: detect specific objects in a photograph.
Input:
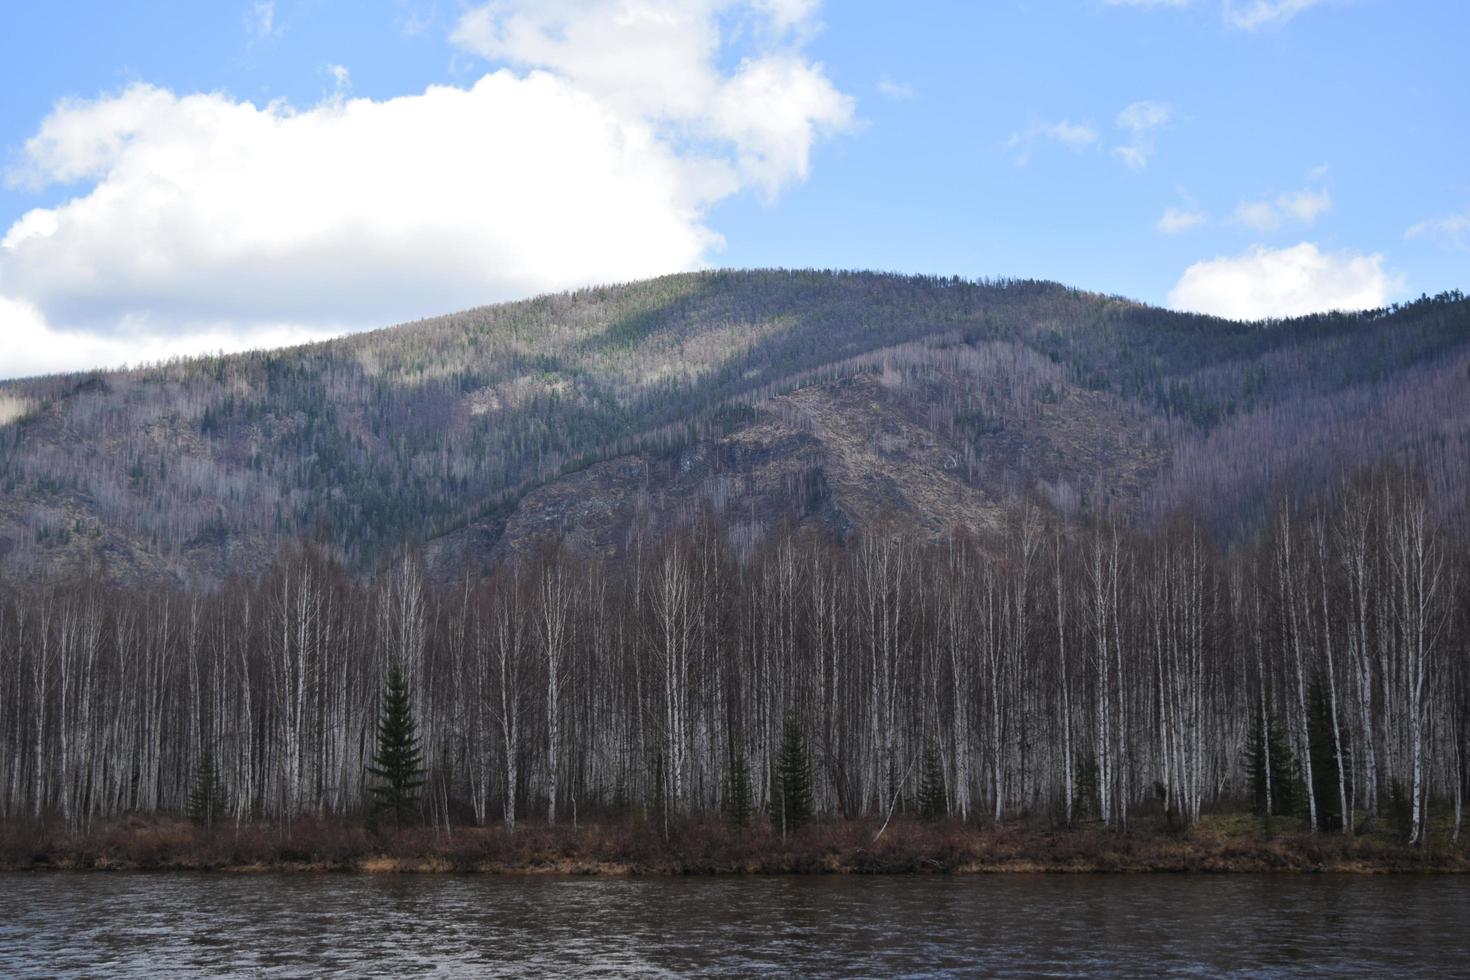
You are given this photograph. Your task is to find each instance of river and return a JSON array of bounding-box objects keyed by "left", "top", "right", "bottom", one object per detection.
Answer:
[{"left": 2, "top": 873, "right": 1466, "bottom": 976}]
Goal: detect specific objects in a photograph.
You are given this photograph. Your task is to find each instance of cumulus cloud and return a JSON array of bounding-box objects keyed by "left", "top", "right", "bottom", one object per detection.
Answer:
[
  {"left": 449, "top": 0, "right": 852, "bottom": 198},
  {"left": 2, "top": 76, "right": 720, "bottom": 338},
  {"left": 0, "top": 1, "right": 853, "bottom": 379},
  {"left": 1168, "top": 242, "right": 1399, "bottom": 320},
  {"left": 1157, "top": 207, "right": 1208, "bottom": 234},
  {"left": 1113, "top": 100, "right": 1171, "bottom": 171},
  {"left": 0, "top": 294, "right": 338, "bottom": 378}
]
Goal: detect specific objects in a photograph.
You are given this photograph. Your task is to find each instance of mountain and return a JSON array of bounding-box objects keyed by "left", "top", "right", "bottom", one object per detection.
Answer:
[{"left": 1, "top": 269, "right": 1468, "bottom": 586}]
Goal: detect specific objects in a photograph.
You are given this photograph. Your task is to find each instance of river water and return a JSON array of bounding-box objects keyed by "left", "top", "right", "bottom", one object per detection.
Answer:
[{"left": 2, "top": 873, "right": 1466, "bottom": 977}]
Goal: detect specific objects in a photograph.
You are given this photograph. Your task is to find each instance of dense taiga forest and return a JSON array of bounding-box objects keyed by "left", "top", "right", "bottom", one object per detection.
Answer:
[{"left": 1, "top": 271, "right": 1468, "bottom": 844}]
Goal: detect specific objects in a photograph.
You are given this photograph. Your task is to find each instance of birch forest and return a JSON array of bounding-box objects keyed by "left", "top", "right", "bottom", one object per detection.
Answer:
[{"left": 2, "top": 467, "right": 1465, "bottom": 843}]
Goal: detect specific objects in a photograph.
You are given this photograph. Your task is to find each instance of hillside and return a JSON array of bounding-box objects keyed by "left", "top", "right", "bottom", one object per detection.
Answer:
[{"left": 1, "top": 269, "right": 1468, "bottom": 585}]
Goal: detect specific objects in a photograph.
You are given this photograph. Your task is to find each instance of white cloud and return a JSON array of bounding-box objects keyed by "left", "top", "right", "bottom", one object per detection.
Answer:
[
  {"left": 1043, "top": 121, "right": 1099, "bottom": 149},
  {"left": 1114, "top": 146, "right": 1148, "bottom": 171},
  {"left": 399, "top": 5, "right": 435, "bottom": 37},
  {"left": 1113, "top": 100, "right": 1171, "bottom": 171},
  {"left": 753, "top": 0, "right": 822, "bottom": 32},
  {"left": 0, "top": 294, "right": 338, "bottom": 378},
  {"left": 1232, "top": 201, "right": 1281, "bottom": 231},
  {"left": 1117, "top": 100, "right": 1172, "bottom": 134},
  {"left": 2, "top": 76, "right": 719, "bottom": 337},
  {"left": 1222, "top": 0, "right": 1323, "bottom": 29},
  {"left": 1157, "top": 207, "right": 1208, "bottom": 234},
  {"left": 1007, "top": 100, "right": 1168, "bottom": 170},
  {"left": 1168, "top": 242, "right": 1399, "bottom": 320},
  {"left": 1277, "top": 187, "right": 1331, "bottom": 223},
  {"left": 1230, "top": 186, "right": 1331, "bottom": 231},
  {"left": 1005, "top": 120, "right": 1098, "bottom": 165},
  {"left": 0, "top": 1, "right": 853, "bottom": 379},
  {"left": 450, "top": 0, "right": 852, "bottom": 198},
  {"left": 1104, "top": 0, "right": 1325, "bottom": 29},
  {"left": 1406, "top": 209, "right": 1470, "bottom": 249},
  {"left": 876, "top": 75, "right": 917, "bottom": 101},
  {"left": 248, "top": 1, "right": 282, "bottom": 41},
  {"left": 323, "top": 63, "right": 352, "bottom": 100}
]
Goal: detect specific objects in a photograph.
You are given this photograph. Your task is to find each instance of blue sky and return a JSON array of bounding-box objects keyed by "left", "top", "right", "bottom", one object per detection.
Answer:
[{"left": 1, "top": 0, "right": 1466, "bottom": 377}]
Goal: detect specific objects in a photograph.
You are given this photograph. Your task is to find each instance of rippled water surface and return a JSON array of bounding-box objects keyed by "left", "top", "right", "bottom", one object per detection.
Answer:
[{"left": 2, "top": 873, "right": 1468, "bottom": 977}]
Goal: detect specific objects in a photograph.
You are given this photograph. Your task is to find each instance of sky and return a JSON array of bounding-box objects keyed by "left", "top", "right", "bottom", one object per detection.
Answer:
[{"left": 0, "top": 0, "right": 1466, "bottom": 379}]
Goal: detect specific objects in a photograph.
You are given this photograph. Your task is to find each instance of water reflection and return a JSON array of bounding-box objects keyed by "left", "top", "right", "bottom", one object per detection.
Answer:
[{"left": 2, "top": 873, "right": 1467, "bottom": 977}]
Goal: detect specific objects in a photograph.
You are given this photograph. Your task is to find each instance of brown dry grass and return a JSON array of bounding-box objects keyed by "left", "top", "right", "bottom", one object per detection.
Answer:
[{"left": 3, "top": 813, "right": 1466, "bottom": 875}]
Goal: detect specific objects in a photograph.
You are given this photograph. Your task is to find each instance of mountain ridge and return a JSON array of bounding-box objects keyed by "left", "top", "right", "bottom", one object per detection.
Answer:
[{"left": 1, "top": 269, "right": 1467, "bottom": 586}]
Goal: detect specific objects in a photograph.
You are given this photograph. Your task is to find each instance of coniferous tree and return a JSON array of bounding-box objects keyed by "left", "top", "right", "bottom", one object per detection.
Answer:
[
  {"left": 1308, "top": 679, "right": 1347, "bottom": 832},
  {"left": 918, "top": 740, "right": 948, "bottom": 821},
  {"left": 774, "top": 716, "right": 814, "bottom": 837},
  {"left": 722, "top": 746, "right": 755, "bottom": 829},
  {"left": 186, "top": 747, "right": 228, "bottom": 828},
  {"left": 1245, "top": 707, "right": 1299, "bottom": 824},
  {"left": 1073, "top": 754, "right": 1100, "bottom": 822},
  {"left": 651, "top": 751, "right": 667, "bottom": 835},
  {"left": 367, "top": 660, "right": 425, "bottom": 830},
  {"left": 1387, "top": 779, "right": 1415, "bottom": 841}
]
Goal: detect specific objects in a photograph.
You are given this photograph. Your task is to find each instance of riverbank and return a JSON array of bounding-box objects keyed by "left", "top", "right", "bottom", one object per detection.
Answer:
[{"left": 4, "top": 813, "right": 1467, "bottom": 874}]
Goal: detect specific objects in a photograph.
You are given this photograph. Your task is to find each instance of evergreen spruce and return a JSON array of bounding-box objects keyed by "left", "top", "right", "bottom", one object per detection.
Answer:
[
  {"left": 367, "top": 660, "right": 425, "bottom": 829},
  {"left": 1387, "top": 779, "right": 1414, "bottom": 840},
  {"left": 186, "top": 747, "right": 228, "bottom": 828},
  {"left": 722, "top": 746, "right": 755, "bottom": 829},
  {"left": 1307, "top": 679, "right": 1347, "bottom": 832},
  {"left": 1073, "top": 754, "right": 1100, "bottom": 822},
  {"left": 773, "top": 715, "right": 815, "bottom": 837},
  {"left": 651, "top": 751, "right": 667, "bottom": 833},
  {"left": 1244, "top": 706, "right": 1298, "bottom": 823},
  {"left": 917, "top": 740, "right": 948, "bottom": 821}
]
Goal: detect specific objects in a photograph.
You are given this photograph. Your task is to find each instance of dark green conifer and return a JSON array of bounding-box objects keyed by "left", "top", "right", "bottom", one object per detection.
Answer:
[
  {"left": 651, "top": 751, "right": 667, "bottom": 834},
  {"left": 917, "top": 740, "right": 948, "bottom": 821},
  {"left": 1307, "top": 679, "right": 1347, "bottom": 832},
  {"left": 773, "top": 715, "right": 814, "bottom": 837},
  {"left": 1073, "top": 753, "right": 1100, "bottom": 821},
  {"left": 1387, "top": 778, "right": 1414, "bottom": 840},
  {"left": 367, "top": 660, "right": 425, "bottom": 829},
  {"left": 1244, "top": 705, "right": 1298, "bottom": 824},
  {"left": 187, "top": 746, "right": 228, "bottom": 828},
  {"left": 722, "top": 746, "right": 755, "bottom": 829}
]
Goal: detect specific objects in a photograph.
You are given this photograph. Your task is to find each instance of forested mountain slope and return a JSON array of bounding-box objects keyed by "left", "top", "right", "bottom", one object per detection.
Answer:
[{"left": 1, "top": 270, "right": 1467, "bottom": 585}]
